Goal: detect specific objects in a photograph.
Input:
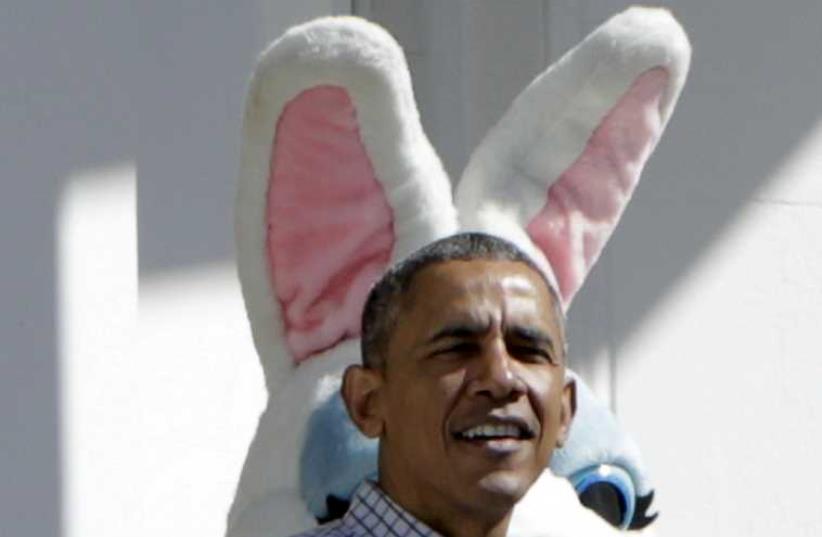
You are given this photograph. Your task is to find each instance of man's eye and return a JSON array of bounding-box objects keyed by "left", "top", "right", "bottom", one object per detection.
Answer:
[
  {"left": 435, "top": 342, "right": 477, "bottom": 357},
  {"left": 510, "top": 345, "right": 554, "bottom": 364}
]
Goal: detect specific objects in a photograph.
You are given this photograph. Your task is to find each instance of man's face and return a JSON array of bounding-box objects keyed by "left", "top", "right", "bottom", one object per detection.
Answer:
[{"left": 376, "top": 259, "right": 574, "bottom": 518}]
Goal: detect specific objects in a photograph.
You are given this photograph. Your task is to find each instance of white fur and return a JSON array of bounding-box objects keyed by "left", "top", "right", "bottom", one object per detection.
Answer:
[
  {"left": 456, "top": 7, "right": 691, "bottom": 310},
  {"left": 236, "top": 16, "right": 456, "bottom": 396},
  {"left": 228, "top": 343, "right": 359, "bottom": 536},
  {"left": 512, "top": 471, "right": 636, "bottom": 537},
  {"left": 231, "top": 16, "right": 457, "bottom": 537}
]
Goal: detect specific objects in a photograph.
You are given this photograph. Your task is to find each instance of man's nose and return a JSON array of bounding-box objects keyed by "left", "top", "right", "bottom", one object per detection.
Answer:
[{"left": 467, "top": 340, "right": 526, "bottom": 401}]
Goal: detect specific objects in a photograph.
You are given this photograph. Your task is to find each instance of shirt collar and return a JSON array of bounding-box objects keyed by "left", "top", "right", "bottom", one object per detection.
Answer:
[{"left": 343, "top": 480, "right": 442, "bottom": 537}]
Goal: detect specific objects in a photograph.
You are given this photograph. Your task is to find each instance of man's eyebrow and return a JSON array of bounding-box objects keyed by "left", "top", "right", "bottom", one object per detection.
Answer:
[
  {"left": 507, "top": 326, "right": 556, "bottom": 352},
  {"left": 426, "top": 322, "right": 488, "bottom": 344}
]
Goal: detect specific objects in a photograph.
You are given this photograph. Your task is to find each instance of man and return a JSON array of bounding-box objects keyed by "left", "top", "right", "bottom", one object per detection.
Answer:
[{"left": 292, "top": 232, "right": 576, "bottom": 537}]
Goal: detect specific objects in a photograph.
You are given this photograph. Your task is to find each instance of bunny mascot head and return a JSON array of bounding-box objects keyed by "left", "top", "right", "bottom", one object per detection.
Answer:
[{"left": 228, "top": 7, "right": 690, "bottom": 537}]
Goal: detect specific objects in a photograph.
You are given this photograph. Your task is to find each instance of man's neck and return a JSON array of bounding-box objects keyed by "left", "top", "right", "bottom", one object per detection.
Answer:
[
  {"left": 378, "top": 475, "right": 514, "bottom": 537},
  {"left": 440, "top": 510, "right": 512, "bottom": 537}
]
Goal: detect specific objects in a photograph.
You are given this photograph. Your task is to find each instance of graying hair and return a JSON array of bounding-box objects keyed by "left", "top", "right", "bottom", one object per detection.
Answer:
[{"left": 360, "top": 232, "right": 565, "bottom": 368}]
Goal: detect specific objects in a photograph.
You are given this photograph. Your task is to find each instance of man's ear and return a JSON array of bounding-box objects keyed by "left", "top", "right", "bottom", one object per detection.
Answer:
[
  {"left": 556, "top": 376, "right": 577, "bottom": 448},
  {"left": 341, "top": 364, "right": 385, "bottom": 438}
]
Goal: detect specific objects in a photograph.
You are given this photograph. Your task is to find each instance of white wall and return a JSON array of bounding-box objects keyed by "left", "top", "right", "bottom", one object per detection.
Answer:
[
  {"left": 3, "top": 1, "right": 820, "bottom": 536},
  {"left": 1, "top": 1, "right": 348, "bottom": 536},
  {"left": 606, "top": 2, "right": 822, "bottom": 535}
]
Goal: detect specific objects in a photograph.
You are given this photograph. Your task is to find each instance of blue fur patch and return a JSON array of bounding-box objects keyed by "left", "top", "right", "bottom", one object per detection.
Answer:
[
  {"left": 550, "top": 371, "right": 651, "bottom": 496},
  {"left": 299, "top": 391, "right": 378, "bottom": 519}
]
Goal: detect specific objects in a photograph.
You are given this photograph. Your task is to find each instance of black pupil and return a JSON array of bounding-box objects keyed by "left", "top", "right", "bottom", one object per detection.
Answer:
[
  {"left": 317, "top": 495, "right": 350, "bottom": 524},
  {"left": 578, "top": 482, "right": 626, "bottom": 527}
]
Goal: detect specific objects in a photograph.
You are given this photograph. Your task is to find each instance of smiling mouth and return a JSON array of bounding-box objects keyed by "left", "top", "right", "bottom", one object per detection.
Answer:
[{"left": 452, "top": 418, "right": 535, "bottom": 447}]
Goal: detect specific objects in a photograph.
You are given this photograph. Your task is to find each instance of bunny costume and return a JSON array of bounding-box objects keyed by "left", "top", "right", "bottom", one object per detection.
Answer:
[{"left": 229, "top": 7, "right": 690, "bottom": 537}]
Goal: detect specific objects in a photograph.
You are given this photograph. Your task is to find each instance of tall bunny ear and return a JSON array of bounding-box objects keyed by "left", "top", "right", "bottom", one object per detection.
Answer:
[
  {"left": 456, "top": 7, "right": 690, "bottom": 310},
  {"left": 236, "top": 16, "right": 457, "bottom": 392}
]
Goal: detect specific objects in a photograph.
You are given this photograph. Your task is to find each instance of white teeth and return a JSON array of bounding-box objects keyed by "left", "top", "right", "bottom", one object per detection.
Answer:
[{"left": 460, "top": 423, "right": 521, "bottom": 439}]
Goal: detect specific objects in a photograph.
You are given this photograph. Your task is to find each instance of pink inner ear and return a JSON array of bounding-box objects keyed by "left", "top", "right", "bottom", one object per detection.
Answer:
[
  {"left": 526, "top": 68, "right": 669, "bottom": 307},
  {"left": 267, "top": 85, "right": 395, "bottom": 364}
]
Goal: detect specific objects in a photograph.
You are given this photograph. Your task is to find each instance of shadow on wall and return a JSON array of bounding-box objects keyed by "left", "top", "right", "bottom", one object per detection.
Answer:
[
  {"left": 376, "top": 0, "right": 822, "bottom": 394},
  {"left": 580, "top": 0, "right": 822, "bottom": 376},
  {"left": 0, "top": 1, "right": 137, "bottom": 532},
  {"left": 0, "top": 2, "right": 257, "bottom": 535}
]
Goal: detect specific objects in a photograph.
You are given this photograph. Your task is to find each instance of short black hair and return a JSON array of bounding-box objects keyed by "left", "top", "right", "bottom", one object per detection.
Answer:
[{"left": 360, "top": 232, "right": 565, "bottom": 368}]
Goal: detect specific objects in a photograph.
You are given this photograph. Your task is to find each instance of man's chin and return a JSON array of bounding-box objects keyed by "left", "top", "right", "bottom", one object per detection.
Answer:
[{"left": 473, "top": 471, "right": 531, "bottom": 509}]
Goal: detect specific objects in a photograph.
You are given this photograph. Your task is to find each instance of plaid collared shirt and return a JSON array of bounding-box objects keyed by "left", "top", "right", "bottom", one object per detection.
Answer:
[{"left": 292, "top": 480, "right": 441, "bottom": 537}]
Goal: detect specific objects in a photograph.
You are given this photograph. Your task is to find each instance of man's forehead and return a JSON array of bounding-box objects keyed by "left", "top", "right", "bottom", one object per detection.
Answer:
[
  {"left": 411, "top": 258, "right": 549, "bottom": 291},
  {"left": 403, "top": 259, "right": 557, "bottom": 314}
]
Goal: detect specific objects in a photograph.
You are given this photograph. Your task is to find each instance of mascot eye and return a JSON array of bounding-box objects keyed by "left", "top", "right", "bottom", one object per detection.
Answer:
[
  {"left": 318, "top": 495, "right": 350, "bottom": 524},
  {"left": 570, "top": 464, "right": 636, "bottom": 530}
]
